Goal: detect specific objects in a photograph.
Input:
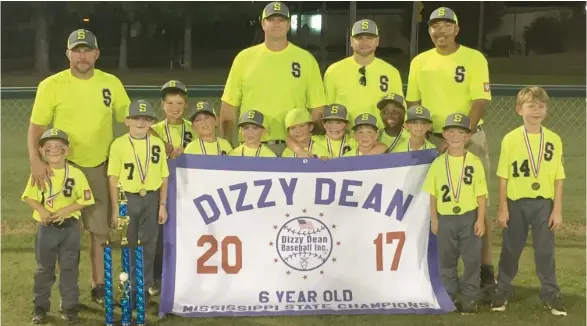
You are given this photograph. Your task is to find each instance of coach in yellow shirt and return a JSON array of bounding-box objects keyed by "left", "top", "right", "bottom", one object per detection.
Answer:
[
  {"left": 219, "top": 1, "right": 326, "bottom": 156},
  {"left": 27, "top": 29, "right": 131, "bottom": 303},
  {"left": 406, "top": 7, "right": 494, "bottom": 287},
  {"left": 323, "top": 19, "right": 404, "bottom": 129}
]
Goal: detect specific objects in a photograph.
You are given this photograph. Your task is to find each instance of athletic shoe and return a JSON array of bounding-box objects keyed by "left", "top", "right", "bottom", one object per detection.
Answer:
[
  {"left": 459, "top": 300, "right": 478, "bottom": 315},
  {"left": 90, "top": 284, "right": 105, "bottom": 304},
  {"left": 544, "top": 295, "right": 567, "bottom": 316},
  {"left": 60, "top": 309, "right": 80, "bottom": 324},
  {"left": 32, "top": 306, "right": 47, "bottom": 324},
  {"left": 491, "top": 293, "right": 508, "bottom": 312}
]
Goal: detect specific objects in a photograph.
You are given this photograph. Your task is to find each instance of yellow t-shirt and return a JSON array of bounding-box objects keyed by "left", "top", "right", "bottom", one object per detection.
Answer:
[
  {"left": 394, "top": 138, "right": 437, "bottom": 153},
  {"left": 107, "top": 134, "right": 169, "bottom": 193},
  {"left": 30, "top": 69, "right": 131, "bottom": 167},
  {"left": 151, "top": 119, "right": 193, "bottom": 149},
  {"left": 324, "top": 57, "right": 404, "bottom": 129},
  {"left": 184, "top": 137, "right": 233, "bottom": 156},
  {"left": 229, "top": 144, "right": 277, "bottom": 157},
  {"left": 406, "top": 46, "right": 491, "bottom": 133},
  {"left": 496, "top": 126, "right": 565, "bottom": 200},
  {"left": 221, "top": 43, "right": 326, "bottom": 141},
  {"left": 423, "top": 152, "right": 488, "bottom": 216},
  {"left": 377, "top": 129, "right": 411, "bottom": 153},
  {"left": 282, "top": 140, "right": 330, "bottom": 158},
  {"left": 21, "top": 164, "right": 95, "bottom": 221},
  {"left": 311, "top": 135, "right": 357, "bottom": 158}
]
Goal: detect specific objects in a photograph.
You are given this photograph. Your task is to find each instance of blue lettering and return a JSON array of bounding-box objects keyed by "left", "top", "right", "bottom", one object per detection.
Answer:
[
  {"left": 385, "top": 189, "right": 414, "bottom": 221},
  {"left": 217, "top": 187, "right": 233, "bottom": 216},
  {"left": 315, "top": 178, "right": 335, "bottom": 205},
  {"left": 258, "top": 291, "right": 269, "bottom": 303},
  {"left": 279, "top": 178, "right": 297, "bottom": 205},
  {"left": 229, "top": 182, "right": 253, "bottom": 212},
  {"left": 362, "top": 183, "right": 382, "bottom": 212},
  {"left": 193, "top": 194, "right": 220, "bottom": 225},
  {"left": 254, "top": 179, "right": 276, "bottom": 208},
  {"left": 338, "top": 179, "right": 362, "bottom": 207}
]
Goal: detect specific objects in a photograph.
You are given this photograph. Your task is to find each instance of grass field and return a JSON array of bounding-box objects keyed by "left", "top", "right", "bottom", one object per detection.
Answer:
[{"left": 1, "top": 68, "right": 585, "bottom": 325}]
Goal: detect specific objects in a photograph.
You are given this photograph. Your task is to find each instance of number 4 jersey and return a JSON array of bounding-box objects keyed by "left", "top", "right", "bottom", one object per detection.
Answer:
[
  {"left": 497, "top": 126, "right": 565, "bottom": 201},
  {"left": 21, "top": 164, "right": 95, "bottom": 222}
]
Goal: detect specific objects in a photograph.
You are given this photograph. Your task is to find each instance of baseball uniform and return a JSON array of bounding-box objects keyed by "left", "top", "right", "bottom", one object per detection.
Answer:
[
  {"left": 184, "top": 102, "right": 233, "bottom": 156},
  {"left": 312, "top": 104, "right": 357, "bottom": 158},
  {"left": 343, "top": 113, "right": 380, "bottom": 156},
  {"left": 229, "top": 110, "right": 277, "bottom": 157},
  {"left": 282, "top": 108, "right": 329, "bottom": 158},
  {"left": 151, "top": 80, "right": 193, "bottom": 149},
  {"left": 376, "top": 94, "right": 410, "bottom": 153}
]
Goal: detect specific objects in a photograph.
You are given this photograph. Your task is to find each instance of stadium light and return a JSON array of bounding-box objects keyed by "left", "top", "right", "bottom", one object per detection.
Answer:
[{"left": 83, "top": 18, "right": 90, "bottom": 23}]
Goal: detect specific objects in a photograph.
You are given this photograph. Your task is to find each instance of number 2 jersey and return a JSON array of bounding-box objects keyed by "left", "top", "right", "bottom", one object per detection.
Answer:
[
  {"left": 107, "top": 134, "right": 169, "bottom": 193},
  {"left": 21, "top": 165, "right": 95, "bottom": 221},
  {"left": 497, "top": 126, "right": 565, "bottom": 201}
]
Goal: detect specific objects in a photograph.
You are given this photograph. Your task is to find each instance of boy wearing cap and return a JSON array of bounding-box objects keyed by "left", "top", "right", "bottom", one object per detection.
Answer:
[
  {"left": 377, "top": 94, "right": 410, "bottom": 153},
  {"left": 402, "top": 105, "right": 436, "bottom": 152},
  {"left": 107, "top": 100, "right": 169, "bottom": 303},
  {"left": 185, "top": 101, "right": 233, "bottom": 156},
  {"left": 151, "top": 80, "right": 193, "bottom": 159},
  {"left": 229, "top": 110, "right": 277, "bottom": 157},
  {"left": 344, "top": 113, "right": 383, "bottom": 156},
  {"left": 491, "top": 87, "right": 566, "bottom": 316},
  {"left": 423, "top": 113, "right": 487, "bottom": 314},
  {"left": 282, "top": 108, "right": 329, "bottom": 158},
  {"left": 311, "top": 104, "right": 356, "bottom": 158},
  {"left": 22, "top": 128, "right": 95, "bottom": 324}
]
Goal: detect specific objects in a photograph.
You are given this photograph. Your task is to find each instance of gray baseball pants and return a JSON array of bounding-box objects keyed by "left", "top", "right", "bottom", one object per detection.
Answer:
[
  {"left": 126, "top": 191, "right": 160, "bottom": 295},
  {"left": 437, "top": 209, "right": 482, "bottom": 302},
  {"left": 496, "top": 198, "right": 560, "bottom": 301},
  {"left": 34, "top": 218, "right": 81, "bottom": 312}
]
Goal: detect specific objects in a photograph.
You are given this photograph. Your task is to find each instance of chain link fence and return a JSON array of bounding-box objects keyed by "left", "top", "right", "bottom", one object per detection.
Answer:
[{"left": 1, "top": 85, "right": 585, "bottom": 221}]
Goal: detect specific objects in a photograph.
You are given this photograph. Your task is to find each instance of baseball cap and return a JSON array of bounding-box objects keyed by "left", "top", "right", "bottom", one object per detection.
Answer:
[
  {"left": 161, "top": 80, "right": 187, "bottom": 98},
  {"left": 352, "top": 113, "right": 378, "bottom": 131},
  {"left": 377, "top": 93, "right": 405, "bottom": 110},
  {"left": 351, "top": 19, "right": 379, "bottom": 37},
  {"left": 67, "top": 29, "right": 98, "bottom": 50},
  {"left": 190, "top": 101, "right": 216, "bottom": 121},
  {"left": 238, "top": 110, "right": 265, "bottom": 128},
  {"left": 39, "top": 128, "right": 69, "bottom": 146},
  {"left": 443, "top": 113, "right": 471, "bottom": 132},
  {"left": 428, "top": 7, "right": 459, "bottom": 25},
  {"left": 406, "top": 105, "right": 433, "bottom": 123},
  {"left": 322, "top": 104, "right": 349, "bottom": 121},
  {"left": 127, "top": 100, "right": 157, "bottom": 119},
  {"left": 261, "top": 2, "right": 290, "bottom": 20},
  {"left": 285, "top": 108, "right": 313, "bottom": 129}
]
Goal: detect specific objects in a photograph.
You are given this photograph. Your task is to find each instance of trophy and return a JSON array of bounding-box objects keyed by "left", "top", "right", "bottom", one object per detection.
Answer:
[{"left": 103, "top": 182, "right": 146, "bottom": 326}]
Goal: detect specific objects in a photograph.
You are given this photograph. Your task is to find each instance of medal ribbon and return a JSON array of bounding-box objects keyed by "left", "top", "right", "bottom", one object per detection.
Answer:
[
  {"left": 199, "top": 138, "right": 221, "bottom": 156},
  {"left": 294, "top": 140, "right": 313, "bottom": 158},
  {"left": 241, "top": 145, "right": 262, "bottom": 157},
  {"left": 165, "top": 120, "right": 186, "bottom": 148},
  {"left": 128, "top": 135, "right": 150, "bottom": 184},
  {"left": 381, "top": 129, "right": 403, "bottom": 153},
  {"left": 46, "top": 163, "right": 69, "bottom": 205},
  {"left": 408, "top": 139, "right": 427, "bottom": 152},
  {"left": 445, "top": 152, "right": 467, "bottom": 203},
  {"left": 523, "top": 127, "right": 545, "bottom": 179},
  {"left": 327, "top": 135, "right": 346, "bottom": 158}
]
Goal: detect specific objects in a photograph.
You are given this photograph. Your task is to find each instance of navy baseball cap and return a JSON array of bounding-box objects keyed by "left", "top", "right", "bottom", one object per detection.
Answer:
[
  {"left": 39, "top": 128, "right": 70, "bottom": 146},
  {"left": 428, "top": 7, "right": 459, "bottom": 25},
  {"left": 161, "top": 80, "right": 187, "bottom": 98},
  {"left": 377, "top": 93, "right": 405, "bottom": 110},
  {"left": 352, "top": 113, "right": 378, "bottom": 131},
  {"left": 351, "top": 19, "right": 379, "bottom": 37},
  {"left": 262, "top": 2, "right": 290, "bottom": 20},
  {"left": 406, "top": 105, "right": 432, "bottom": 123},
  {"left": 67, "top": 29, "right": 98, "bottom": 49},
  {"left": 239, "top": 110, "right": 265, "bottom": 128},
  {"left": 443, "top": 113, "right": 471, "bottom": 132},
  {"left": 190, "top": 101, "right": 216, "bottom": 121},
  {"left": 127, "top": 100, "right": 157, "bottom": 119},
  {"left": 322, "top": 104, "right": 349, "bottom": 121}
]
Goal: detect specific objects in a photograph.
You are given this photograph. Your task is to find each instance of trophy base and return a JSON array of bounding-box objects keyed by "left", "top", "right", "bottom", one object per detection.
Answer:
[
  {"left": 107, "top": 319, "right": 145, "bottom": 326},
  {"left": 102, "top": 241, "right": 142, "bottom": 249}
]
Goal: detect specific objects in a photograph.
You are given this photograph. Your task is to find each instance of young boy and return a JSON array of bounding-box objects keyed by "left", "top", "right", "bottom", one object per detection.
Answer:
[
  {"left": 344, "top": 113, "right": 383, "bottom": 156},
  {"left": 423, "top": 113, "right": 487, "bottom": 315},
  {"left": 229, "top": 110, "right": 277, "bottom": 157},
  {"left": 377, "top": 93, "right": 410, "bottom": 153},
  {"left": 491, "top": 86, "right": 566, "bottom": 316},
  {"left": 151, "top": 80, "right": 193, "bottom": 159},
  {"left": 184, "top": 101, "right": 233, "bottom": 155},
  {"left": 108, "top": 100, "right": 169, "bottom": 304},
  {"left": 402, "top": 105, "right": 436, "bottom": 152},
  {"left": 22, "top": 128, "right": 95, "bottom": 324},
  {"left": 282, "top": 108, "right": 329, "bottom": 158}
]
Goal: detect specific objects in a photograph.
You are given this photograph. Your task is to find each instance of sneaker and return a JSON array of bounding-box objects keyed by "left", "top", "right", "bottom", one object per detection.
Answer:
[
  {"left": 459, "top": 300, "right": 478, "bottom": 315},
  {"left": 60, "top": 309, "right": 80, "bottom": 324},
  {"left": 90, "top": 284, "right": 105, "bottom": 304},
  {"left": 544, "top": 295, "right": 567, "bottom": 316},
  {"left": 149, "top": 279, "right": 161, "bottom": 296},
  {"left": 491, "top": 292, "right": 508, "bottom": 312},
  {"left": 32, "top": 306, "right": 47, "bottom": 324},
  {"left": 480, "top": 265, "right": 497, "bottom": 289}
]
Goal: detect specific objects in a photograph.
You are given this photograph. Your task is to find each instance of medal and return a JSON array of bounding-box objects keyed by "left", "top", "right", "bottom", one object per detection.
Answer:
[
  {"left": 453, "top": 206, "right": 461, "bottom": 214},
  {"left": 523, "top": 127, "right": 545, "bottom": 185},
  {"left": 199, "top": 138, "right": 221, "bottom": 156},
  {"left": 241, "top": 145, "right": 262, "bottom": 157},
  {"left": 379, "top": 129, "right": 403, "bottom": 153},
  {"left": 128, "top": 134, "right": 150, "bottom": 185},
  {"left": 45, "top": 163, "right": 69, "bottom": 208},
  {"left": 294, "top": 140, "right": 313, "bottom": 158},
  {"left": 327, "top": 135, "right": 346, "bottom": 158},
  {"left": 165, "top": 119, "right": 186, "bottom": 148},
  {"left": 139, "top": 189, "right": 147, "bottom": 197},
  {"left": 445, "top": 152, "right": 467, "bottom": 209},
  {"left": 408, "top": 139, "right": 426, "bottom": 152}
]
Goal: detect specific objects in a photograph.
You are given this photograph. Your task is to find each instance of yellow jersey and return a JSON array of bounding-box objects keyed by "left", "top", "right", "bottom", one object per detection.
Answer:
[
  {"left": 311, "top": 135, "right": 357, "bottom": 158},
  {"left": 496, "top": 126, "right": 565, "bottom": 201},
  {"left": 221, "top": 43, "right": 326, "bottom": 141},
  {"left": 324, "top": 57, "right": 404, "bottom": 129},
  {"left": 229, "top": 144, "right": 277, "bottom": 157},
  {"left": 107, "top": 134, "right": 169, "bottom": 193},
  {"left": 406, "top": 46, "right": 491, "bottom": 133},
  {"left": 394, "top": 138, "right": 436, "bottom": 153},
  {"left": 282, "top": 140, "right": 330, "bottom": 158},
  {"left": 21, "top": 164, "right": 95, "bottom": 221},
  {"left": 377, "top": 129, "right": 410, "bottom": 153},
  {"left": 423, "top": 152, "right": 488, "bottom": 216},
  {"left": 151, "top": 119, "right": 193, "bottom": 149},
  {"left": 30, "top": 69, "right": 131, "bottom": 167},
  {"left": 184, "top": 137, "right": 233, "bottom": 156}
]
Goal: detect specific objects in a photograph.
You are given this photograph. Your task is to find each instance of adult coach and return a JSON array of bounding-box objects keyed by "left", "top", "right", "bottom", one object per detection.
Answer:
[
  {"left": 406, "top": 7, "right": 494, "bottom": 288},
  {"left": 322, "top": 19, "right": 404, "bottom": 128},
  {"left": 27, "top": 29, "right": 131, "bottom": 304},
  {"left": 219, "top": 1, "right": 326, "bottom": 156}
]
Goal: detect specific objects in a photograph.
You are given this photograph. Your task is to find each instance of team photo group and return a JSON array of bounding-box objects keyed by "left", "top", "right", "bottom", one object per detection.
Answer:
[{"left": 22, "top": 1, "right": 567, "bottom": 324}]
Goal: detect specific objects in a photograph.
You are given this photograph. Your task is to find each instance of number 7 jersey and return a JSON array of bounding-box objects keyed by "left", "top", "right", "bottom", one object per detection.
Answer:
[{"left": 497, "top": 126, "right": 565, "bottom": 200}]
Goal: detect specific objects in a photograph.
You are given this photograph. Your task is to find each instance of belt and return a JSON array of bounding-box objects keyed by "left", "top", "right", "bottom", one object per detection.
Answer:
[
  {"left": 428, "top": 125, "right": 483, "bottom": 139},
  {"left": 125, "top": 190, "right": 156, "bottom": 197},
  {"left": 48, "top": 217, "right": 77, "bottom": 228},
  {"left": 262, "top": 140, "right": 286, "bottom": 145}
]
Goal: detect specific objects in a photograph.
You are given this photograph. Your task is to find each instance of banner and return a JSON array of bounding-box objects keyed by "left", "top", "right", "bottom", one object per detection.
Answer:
[{"left": 160, "top": 151, "right": 455, "bottom": 318}]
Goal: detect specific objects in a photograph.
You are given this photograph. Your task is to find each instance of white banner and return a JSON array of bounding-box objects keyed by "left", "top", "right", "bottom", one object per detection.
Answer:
[{"left": 160, "top": 152, "right": 455, "bottom": 317}]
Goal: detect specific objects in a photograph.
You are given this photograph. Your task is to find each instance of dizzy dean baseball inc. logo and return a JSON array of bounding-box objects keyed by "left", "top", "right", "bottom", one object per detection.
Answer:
[{"left": 271, "top": 209, "right": 339, "bottom": 279}]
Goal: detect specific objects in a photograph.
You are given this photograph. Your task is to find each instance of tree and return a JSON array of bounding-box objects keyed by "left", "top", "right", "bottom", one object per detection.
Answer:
[
  {"left": 523, "top": 16, "right": 564, "bottom": 55},
  {"left": 29, "top": 3, "right": 53, "bottom": 74}
]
